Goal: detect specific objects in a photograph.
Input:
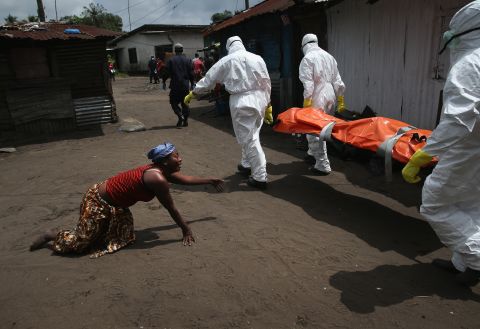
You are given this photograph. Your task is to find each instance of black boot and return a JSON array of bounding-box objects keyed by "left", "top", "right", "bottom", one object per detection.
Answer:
[
  {"left": 176, "top": 117, "right": 183, "bottom": 128},
  {"left": 237, "top": 164, "right": 251, "bottom": 176},
  {"left": 304, "top": 155, "right": 315, "bottom": 165},
  {"left": 432, "top": 259, "right": 461, "bottom": 274},
  {"left": 309, "top": 166, "right": 330, "bottom": 176},
  {"left": 182, "top": 116, "right": 188, "bottom": 127},
  {"left": 247, "top": 177, "right": 267, "bottom": 190},
  {"left": 456, "top": 268, "right": 480, "bottom": 286}
]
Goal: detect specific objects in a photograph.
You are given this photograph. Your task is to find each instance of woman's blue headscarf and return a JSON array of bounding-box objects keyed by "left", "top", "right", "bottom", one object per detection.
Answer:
[{"left": 147, "top": 142, "right": 176, "bottom": 163}]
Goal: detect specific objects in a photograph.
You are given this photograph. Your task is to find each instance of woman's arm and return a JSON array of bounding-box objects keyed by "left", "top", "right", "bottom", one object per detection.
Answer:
[
  {"left": 144, "top": 170, "right": 194, "bottom": 245},
  {"left": 169, "top": 172, "right": 224, "bottom": 192}
]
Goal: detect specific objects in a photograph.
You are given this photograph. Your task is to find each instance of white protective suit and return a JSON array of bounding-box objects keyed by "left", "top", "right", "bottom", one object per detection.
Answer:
[
  {"left": 193, "top": 36, "right": 271, "bottom": 182},
  {"left": 299, "top": 34, "right": 345, "bottom": 173},
  {"left": 420, "top": 1, "right": 480, "bottom": 272}
]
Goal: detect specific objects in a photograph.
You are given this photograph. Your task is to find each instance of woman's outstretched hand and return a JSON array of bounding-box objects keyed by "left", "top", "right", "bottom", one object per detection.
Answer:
[
  {"left": 182, "top": 228, "right": 195, "bottom": 246},
  {"left": 210, "top": 178, "right": 225, "bottom": 192}
]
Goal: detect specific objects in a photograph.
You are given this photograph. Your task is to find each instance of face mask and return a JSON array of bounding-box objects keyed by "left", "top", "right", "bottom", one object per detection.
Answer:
[
  {"left": 442, "top": 30, "right": 460, "bottom": 50},
  {"left": 439, "top": 27, "right": 480, "bottom": 54}
]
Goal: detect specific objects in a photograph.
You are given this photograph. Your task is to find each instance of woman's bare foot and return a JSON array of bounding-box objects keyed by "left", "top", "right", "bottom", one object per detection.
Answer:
[{"left": 30, "top": 230, "right": 58, "bottom": 251}]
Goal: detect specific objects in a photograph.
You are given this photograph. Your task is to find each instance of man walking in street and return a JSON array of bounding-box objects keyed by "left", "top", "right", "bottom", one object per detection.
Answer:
[
  {"left": 166, "top": 43, "right": 194, "bottom": 127},
  {"left": 148, "top": 56, "right": 157, "bottom": 84}
]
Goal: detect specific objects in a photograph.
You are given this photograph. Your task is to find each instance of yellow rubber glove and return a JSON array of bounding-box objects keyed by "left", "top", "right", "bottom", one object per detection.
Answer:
[
  {"left": 303, "top": 98, "right": 312, "bottom": 108},
  {"left": 184, "top": 91, "right": 195, "bottom": 105},
  {"left": 264, "top": 104, "right": 273, "bottom": 125},
  {"left": 401, "top": 149, "right": 433, "bottom": 184},
  {"left": 337, "top": 95, "right": 346, "bottom": 113}
]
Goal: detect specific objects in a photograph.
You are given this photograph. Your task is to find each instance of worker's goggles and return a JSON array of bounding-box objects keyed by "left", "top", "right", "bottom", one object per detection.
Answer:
[{"left": 439, "top": 26, "right": 480, "bottom": 54}]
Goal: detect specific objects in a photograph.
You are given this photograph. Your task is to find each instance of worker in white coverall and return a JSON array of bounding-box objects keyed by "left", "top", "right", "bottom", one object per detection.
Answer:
[
  {"left": 299, "top": 33, "right": 346, "bottom": 175},
  {"left": 402, "top": 1, "right": 480, "bottom": 286},
  {"left": 184, "top": 36, "right": 273, "bottom": 190}
]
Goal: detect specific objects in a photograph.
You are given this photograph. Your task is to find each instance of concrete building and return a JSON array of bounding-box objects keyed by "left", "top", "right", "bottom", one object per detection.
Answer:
[{"left": 109, "top": 24, "right": 207, "bottom": 73}]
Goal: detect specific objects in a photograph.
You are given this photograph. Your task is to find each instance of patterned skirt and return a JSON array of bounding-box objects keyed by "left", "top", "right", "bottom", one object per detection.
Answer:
[{"left": 53, "top": 182, "right": 135, "bottom": 258}]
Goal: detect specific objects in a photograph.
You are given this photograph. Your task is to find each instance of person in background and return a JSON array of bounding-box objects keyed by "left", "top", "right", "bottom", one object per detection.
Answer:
[
  {"left": 29, "top": 142, "right": 224, "bottom": 258},
  {"left": 204, "top": 51, "right": 214, "bottom": 72},
  {"left": 166, "top": 43, "right": 194, "bottom": 128},
  {"left": 108, "top": 62, "right": 115, "bottom": 81},
  {"left": 156, "top": 56, "right": 167, "bottom": 90},
  {"left": 192, "top": 52, "right": 199, "bottom": 64},
  {"left": 299, "top": 33, "right": 346, "bottom": 176},
  {"left": 183, "top": 36, "right": 273, "bottom": 190},
  {"left": 148, "top": 56, "right": 157, "bottom": 84},
  {"left": 402, "top": 1, "right": 480, "bottom": 287},
  {"left": 193, "top": 56, "right": 205, "bottom": 83}
]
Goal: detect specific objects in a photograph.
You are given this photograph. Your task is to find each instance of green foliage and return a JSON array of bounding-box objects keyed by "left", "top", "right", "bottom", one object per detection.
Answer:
[
  {"left": 5, "top": 14, "right": 37, "bottom": 24},
  {"left": 4, "top": 14, "right": 18, "bottom": 24},
  {"left": 5, "top": 2, "right": 121, "bottom": 31},
  {"left": 60, "top": 2, "right": 122, "bottom": 32},
  {"left": 60, "top": 15, "right": 83, "bottom": 24},
  {"left": 211, "top": 10, "right": 233, "bottom": 23},
  {"left": 27, "top": 15, "right": 39, "bottom": 22},
  {"left": 107, "top": 54, "right": 116, "bottom": 65}
]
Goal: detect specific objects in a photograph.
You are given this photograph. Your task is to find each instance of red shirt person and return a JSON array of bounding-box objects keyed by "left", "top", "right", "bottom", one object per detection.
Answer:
[
  {"left": 193, "top": 57, "right": 205, "bottom": 82},
  {"left": 30, "top": 142, "right": 224, "bottom": 258}
]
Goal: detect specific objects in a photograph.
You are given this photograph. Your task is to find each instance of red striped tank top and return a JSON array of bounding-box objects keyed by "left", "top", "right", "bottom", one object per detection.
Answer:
[{"left": 105, "top": 164, "right": 158, "bottom": 208}]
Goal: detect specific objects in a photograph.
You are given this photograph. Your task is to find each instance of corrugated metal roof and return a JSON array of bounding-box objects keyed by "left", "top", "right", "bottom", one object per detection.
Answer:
[
  {"left": 203, "top": 0, "right": 296, "bottom": 36},
  {"left": 0, "top": 23, "right": 120, "bottom": 41}
]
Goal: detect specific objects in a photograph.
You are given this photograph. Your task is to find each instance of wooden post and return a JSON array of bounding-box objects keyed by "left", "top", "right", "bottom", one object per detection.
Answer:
[{"left": 36, "top": 0, "right": 46, "bottom": 22}]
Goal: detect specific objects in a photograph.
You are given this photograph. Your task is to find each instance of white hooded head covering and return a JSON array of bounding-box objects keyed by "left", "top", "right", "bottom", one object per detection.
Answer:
[
  {"left": 226, "top": 36, "right": 245, "bottom": 54},
  {"left": 445, "top": 1, "right": 480, "bottom": 62},
  {"left": 301, "top": 33, "right": 318, "bottom": 55}
]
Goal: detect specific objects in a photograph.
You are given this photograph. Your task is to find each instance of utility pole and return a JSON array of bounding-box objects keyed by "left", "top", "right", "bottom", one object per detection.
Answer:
[
  {"left": 54, "top": 0, "right": 58, "bottom": 21},
  {"left": 245, "top": 0, "right": 249, "bottom": 9},
  {"left": 36, "top": 0, "right": 46, "bottom": 22},
  {"left": 128, "top": 0, "right": 132, "bottom": 31}
]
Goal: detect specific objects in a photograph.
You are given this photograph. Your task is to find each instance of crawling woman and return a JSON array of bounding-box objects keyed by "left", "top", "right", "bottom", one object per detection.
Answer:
[{"left": 30, "top": 142, "right": 224, "bottom": 258}]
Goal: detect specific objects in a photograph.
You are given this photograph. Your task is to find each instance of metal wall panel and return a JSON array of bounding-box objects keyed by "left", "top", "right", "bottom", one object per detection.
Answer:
[
  {"left": 14, "top": 118, "right": 76, "bottom": 134},
  {"left": 0, "top": 50, "right": 13, "bottom": 131},
  {"left": 326, "top": 0, "right": 470, "bottom": 129},
  {"left": 73, "top": 96, "right": 115, "bottom": 126},
  {"left": 6, "top": 80, "right": 74, "bottom": 125},
  {"left": 53, "top": 40, "right": 110, "bottom": 99}
]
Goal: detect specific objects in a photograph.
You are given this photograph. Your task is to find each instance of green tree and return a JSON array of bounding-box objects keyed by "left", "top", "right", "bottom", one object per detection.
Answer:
[
  {"left": 4, "top": 14, "right": 18, "bottom": 24},
  {"left": 60, "top": 15, "right": 83, "bottom": 24},
  {"left": 211, "top": 10, "right": 233, "bottom": 23},
  {"left": 81, "top": 3, "right": 122, "bottom": 31},
  {"left": 81, "top": 3, "right": 103, "bottom": 26},
  {"left": 27, "top": 15, "right": 39, "bottom": 22},
  {"left": 61, "top": 3, "right": 122, "bottom": 32}
]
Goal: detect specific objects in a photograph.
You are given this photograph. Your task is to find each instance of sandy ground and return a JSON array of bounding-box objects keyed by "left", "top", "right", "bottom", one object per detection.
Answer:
[{"left": 0, "top": 77, "right": 479, "bottom": 329}]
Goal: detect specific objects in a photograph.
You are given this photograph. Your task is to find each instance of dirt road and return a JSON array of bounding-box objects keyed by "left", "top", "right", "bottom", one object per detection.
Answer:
[{"left": 0, "top": 77, "right": 478, "bottom": 329}]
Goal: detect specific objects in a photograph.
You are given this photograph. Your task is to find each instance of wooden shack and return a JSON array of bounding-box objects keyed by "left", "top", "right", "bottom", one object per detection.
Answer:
[{"left": 0, "top": 23, "right": 120, "bottom": 136}]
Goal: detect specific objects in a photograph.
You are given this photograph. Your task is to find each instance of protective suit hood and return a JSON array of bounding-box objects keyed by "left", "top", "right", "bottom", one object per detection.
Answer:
[
  {"left": 446, "top": 1, "right": 480, "bottom": 62},
  {"left": 434, "top": 0, "right": 480, "bottom": 131},
  {"left": 302, "top": 33, "right": 319, "bottom": 55},
  {"left": 226, "top": 36, "right": 245, "bottom": 54}
]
